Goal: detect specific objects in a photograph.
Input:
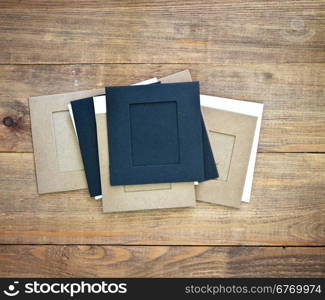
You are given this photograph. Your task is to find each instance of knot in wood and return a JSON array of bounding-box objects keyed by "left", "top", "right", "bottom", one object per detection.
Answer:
[{"left": 3, "top": 116, "right": 15, "bottom": 127}]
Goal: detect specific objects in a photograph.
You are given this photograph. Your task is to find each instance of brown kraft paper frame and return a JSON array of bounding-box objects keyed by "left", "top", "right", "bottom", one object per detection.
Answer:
[
  {"left": 196, "top": 107, "right": 257, "bottom": 208},
  {"left": 96, "top": 70, "right": 197, "bottom": 212},
  {"left": 29, "top": 88, "right": 104, "bottom": 194}
]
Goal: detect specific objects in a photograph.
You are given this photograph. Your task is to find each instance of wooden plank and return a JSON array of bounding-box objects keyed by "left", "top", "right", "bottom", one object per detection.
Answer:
[
  {"left": 0, "top": 64, "right": 324, "bottom": 153},
  {"left": 0, "top": 1, "right": 324, "bottom": 64},
  {"left": 0, "top": 152, "right": 324, "bottom": 245},
  {"left": 0, "top": 0, "right": 324, "bottom": 10},
  {"left": 0, "top": 245, "right": 323, "bottom": 277}
]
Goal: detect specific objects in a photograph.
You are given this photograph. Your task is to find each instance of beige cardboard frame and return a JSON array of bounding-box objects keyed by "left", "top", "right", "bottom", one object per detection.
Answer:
[
  {"left": 196, "top": 108, "right": 257, "bottom": 208},
  {"left": 95, "top": 70, "right": 196, "bottom": 212},
  {"left": 200, "top": 95, "right": 264, "bottom": 203},
  {"left": 30, "top": 88, "right": 104, "bottom": 194}
]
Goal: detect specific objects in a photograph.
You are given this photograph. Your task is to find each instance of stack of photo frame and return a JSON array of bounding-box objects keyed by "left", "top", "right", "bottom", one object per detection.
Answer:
[{"left": 29, "top": 70, "right": 263, "bottom": 212}]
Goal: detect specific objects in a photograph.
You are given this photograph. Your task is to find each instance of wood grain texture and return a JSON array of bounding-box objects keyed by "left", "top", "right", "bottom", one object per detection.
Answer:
[
  {"left": 0, "top": 152, "right": 324, "bottom": 245},
  {"left": 0, "top": 1, "right": 324, "bottom": 64},
  {"left": 0, "top": 64, "right": 324, "bottom": 153},
  {"left": 0, "top": 245, "right": 323, "bottom": 277}
]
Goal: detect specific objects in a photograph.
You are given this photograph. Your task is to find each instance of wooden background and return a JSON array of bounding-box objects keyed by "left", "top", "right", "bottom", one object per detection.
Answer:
[{"left": 0, "top": 0, "right": 324, "bottom": 277}]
